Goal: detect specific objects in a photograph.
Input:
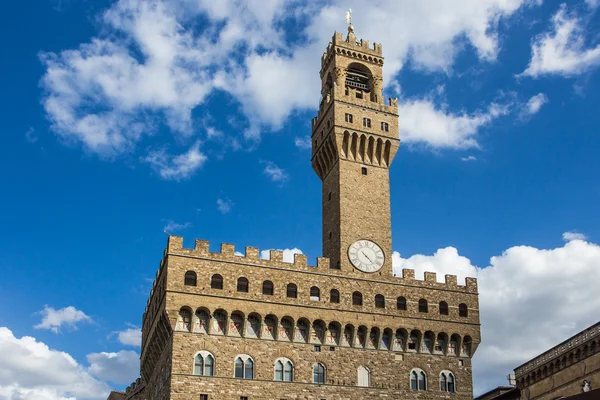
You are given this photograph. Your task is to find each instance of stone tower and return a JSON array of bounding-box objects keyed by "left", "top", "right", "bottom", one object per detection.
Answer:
[
  {"left": 111, "top": 25, "right": 481, "bottom": 400},
  {"left": 312, "top": 25, "right": 400, "bottom": 277}
]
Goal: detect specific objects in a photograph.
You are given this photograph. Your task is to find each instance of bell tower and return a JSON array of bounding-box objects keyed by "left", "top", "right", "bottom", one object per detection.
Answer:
[{"left": 312, "top": 24, "right": 400, "bottom": 277}]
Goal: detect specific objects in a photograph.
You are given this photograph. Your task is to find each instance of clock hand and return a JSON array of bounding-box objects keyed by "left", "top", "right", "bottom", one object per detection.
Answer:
[{"left": 361, "top": 251, "right": 374, "bottom": 263}]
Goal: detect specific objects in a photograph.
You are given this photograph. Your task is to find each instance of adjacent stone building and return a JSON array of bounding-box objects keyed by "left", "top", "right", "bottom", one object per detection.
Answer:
[
  {"left": 112, "top": 25, "right": 481, "bottom": 400},
  {"left": 514, "top": 321, "right": 600, "bottom": 400}
]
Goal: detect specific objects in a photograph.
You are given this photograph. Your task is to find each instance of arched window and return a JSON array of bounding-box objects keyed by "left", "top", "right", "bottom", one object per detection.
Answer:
[
  {"left": 439, "top": 301, "right": 449, "bottom": 315},
  {"left": 194, "top": 309, "right": 210, "bottom": 334},
  {"left": 330, "top": 289, "right": 340, "bottom": 303},
  {"left": 184, "top": 271, "right": 196, "bottom": 286},
  {"left": 237, "top": 277, "right": 249, "bottom": 292},
  {"left": 262, "top": 280, "right": 274, "bottom": 295},
  {"left": 375, "top": 294, "right": 385, "bottom": 308},
  {"left": 310, "top": 286, "right": 320, "bottom": 301},
  {"left": 286, "top": 283, "right": 297, "bottom": 298},
  {"left": 410, "top": 369, "right": 427, "bottom": 390},
  {"left": 418, "top": 299, "right": 428, "bottom": 313},
  {"left": 459, "top": 303, "right": 468, "bottom": 317},
  {"left": 234, "top": 355, "right": 254, "bottom": 379},
  {"left": 352, "top": 291, "right": 363, "bottom": 306},
  {"left": 408, "top": 331, "right": 419, "bottom": 351},
  {"left": 274, "top": 358, "right": 294, "bottom": 382},
  {"left": 440, "top": 371, "right": 455, "bottom": 392},
  {"left": 397, "top": 296, "right": 407, "bottom": 310},
  {"left": 193, "top": 352, "right": 215, "bottom": 376},
  {"left": 313, "top": 363, "right": 326, "bottom": 384},
  {"left": 357, "top": 365, "right": 370, "bottom": 387},
  {"left": 211, "top": 274, "right": 223, "bottom": 289},
  {"left": 177, "top": 308, "right": 192, "bottom": 332}
]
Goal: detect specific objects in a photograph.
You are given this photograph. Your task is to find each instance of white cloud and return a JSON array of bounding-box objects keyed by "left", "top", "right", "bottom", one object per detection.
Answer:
[
  {"left": 0, "top": 327, "right": 110, "bottom": 399},
  {"left": 461, "top": 155, "right": 478, "bottom": 162},
  {"left": 261, "top": 161, "right": 289, "bottom": 182},
  {"left": 260, "top": 248, "right": 303, "bottom": 263},
  {"left": 144, "top": 141, "right": 207, "bottom": 181},
  {"left": 585, "top": 0, "right": 599, "bottom": 8},
  {"left": 162, "top": 220, "right": 192, "bottom": 233},
  {"left": 40, "top": 0, "right": 541, "bottom": 167},
  {"left": 392, "top": 237, "right": 600, "bottom": 396},
  {"left": 34, "top": 306, "right": 92, "bottom": 333},
  {"left": 294, "top": 136, "right": 312, "bottom": 150},
  {"left": 562, "top": 231, "right": 587, "bottom": 242},
  {"left": 523, "top": 93, "right": 549, "bottom": 115},
  {"left": 216, "top": 198, "right": 233, "bottom": 214},
  {"left": 25, "top": 127, "right": 38, "bottom": 144},
  {"left": 398, "top": 99, "right": 510, "bottom": 149},
  {"left": 87, "top": 350, "right": 139, "bottom": 385},
  {"left": 520, "top": 4, "right": 600, "bottom": 77},
  {"left": 114, "top": 327, "right": 142, "bottom": 347}
]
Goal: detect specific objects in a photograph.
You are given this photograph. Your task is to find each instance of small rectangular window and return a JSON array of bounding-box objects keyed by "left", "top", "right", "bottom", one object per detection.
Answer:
[
  {"left": 361, "top": 167, "right": 367, "bottom": 175},
  {"left": 240, "top": 397, "right": 248, "bottom": 400},
  {"left": 363, "top": 118, "right": 371, "bottom": 128},
  {"left": 381, "top": 122, "right": 389, "bottom": 132},
  {"left": 356, "top": 91, "right": 363, "bottom": 99},
  {"left": 200, "top": 395, "right": 209, "bottom": 400},
  {"left": 459, "top": 359, "right": 465, "bottom": 366},
  {"left": 329, "top": 346, "right": 335, "bottom": 351},
  {"left": 314, "top": 345, "right": 321, "bottom": 352},
  {"left": 345, "top": 113, "right": 353, "bottom": 123}
]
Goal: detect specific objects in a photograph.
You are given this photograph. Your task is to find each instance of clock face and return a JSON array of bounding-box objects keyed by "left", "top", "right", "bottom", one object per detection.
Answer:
[{"left": 348, "top": 240, "right": 385, "bottom": 273}]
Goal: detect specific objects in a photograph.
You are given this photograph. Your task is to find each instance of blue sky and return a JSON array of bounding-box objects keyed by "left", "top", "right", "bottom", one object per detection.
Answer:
[{"left": 1, "top": 0, "right": 600, "bottom": 398}]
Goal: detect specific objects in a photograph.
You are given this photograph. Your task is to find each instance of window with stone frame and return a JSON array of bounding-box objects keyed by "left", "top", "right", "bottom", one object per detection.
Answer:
[
  {"left": 397, "top": 296, "right": 407, "bottom": 310},
  {"left": 237, "top": 277, "right": 249, "bottom": 292},
  {"left": 286, "top": 283, "right": 297, "bottom": 298},
  {"left": 262, "top": 280, "right": 274, "bottom": 295},
  {"left": 184, "top": 270, "right": 196, "bottom": 286},
  {"left": 211, "top": 274, "right": 223, "bottom": 289},
  {"left": 313, "top": 363, "right": 326, "bottom": 384},
  {"left": 330, "top": 289, "right": 340, "bottom": 303}
]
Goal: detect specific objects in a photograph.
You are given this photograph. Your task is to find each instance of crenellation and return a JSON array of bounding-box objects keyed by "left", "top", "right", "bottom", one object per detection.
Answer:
[
  {"left": 220, "top": 243, "right": 235, "bottom": 256},
  {"left": 402, "top": 269, "right": 415, "bottom": 280},
  {"left": 294, "top": 253, "right": 307, "bottom": 267},
  {"left": 445, "top": 274, "right": 458, "bottom": 287},
  {"left": 269, "top": 249, "right": 284, "bottom": 262},
  {"left": 424, "top": 271, "right": 437, "bottom": 283},
  {"left": 194, "top": 239, "right": 209, "bottom": 255},
  {"left": 245, "top": 246, "right": 259, "bottom": 259},
  {"left": 317, "top": 256, "right": 330, "bottom": 269},
  {"left": 465, "top": 277, "right": 478, "bottom": 293}
]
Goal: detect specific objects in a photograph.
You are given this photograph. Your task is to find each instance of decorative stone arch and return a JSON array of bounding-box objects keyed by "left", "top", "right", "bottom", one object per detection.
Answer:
[
  {"left": 368, "top": 326, "right": 381, "bottom": 349},
  {"left": 246, "top": 312, "right": 261, "bottom": 338},
  {"left": 462, "top": 335, "right": 473, "bottom": 357},
  {"left": 381, "top": 328, "right": 394, "bottom": 350},
  {"left": 274, "top": 357, "right": 295, "bottom": 382},
  {"left": 280, "top": 316, "right": 295, "bottom": 341},
  {"left": 312, "top": 319, "right": 326, "bottom": 344},
  {"left": 422, "top": 331, "right": 435, "bottom": 353},
  {"left": 193, "top": 350, "right": 216, "bottom": 376},
  {"left": 234, "top": 353, "right": 255, "bottom": 379},
  {"left": 193, "top": 307, "right": 211, "bottom": 334},
  {"left": 393, "top": 328, "right": 408, "bottom": 351},
  {"left": 295, "top": 318, "right": 310, "bottom": 343},
  {"left": 327, "top": 321, "right": 342, "bottom": 346},
  {"left": 264, "top": 314, "right": 278, "bottom": 340},
  {"left": 440, "top": 369, "right": 456, "bottom": 392},
  {"left": 410, "top": 368, "right": 427, "bottom": 391},
  {"left": 176, "top": 306, "right": 193, "bottom": 332},
  {"left": 408, "top": 329, "right": 422, "bottom": 352},
  {"left": 435, "top": 332, "right": 449, "bottom": 354},
  {"left": 212, "top": 309, "right": 228, "bottom": 335},
  {"left": 357, "top": 325, "right": 368, "bottom": 348},
  {"left": 342, "top": 324, "right": 355, "bottom": 347},
  {"left": 450, "top": 333, "right": 461, "bottom": 356},
  {"left": 229, "top": 310, "right": 245, "bottom": 337}
]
